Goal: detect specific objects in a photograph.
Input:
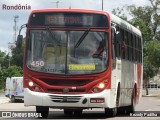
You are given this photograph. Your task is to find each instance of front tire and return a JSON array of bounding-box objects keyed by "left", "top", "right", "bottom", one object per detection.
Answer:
[
  {"left": 73, "top": 109, "right": 83, "bottom": 116},
  {"left": 36, "top": 106, "right": 49, "bottom": 118},
  {"left": 64, "top": 109, "right": 73, "bottom": 116},
  {"left": 64, "top": 109, "right": 83, "bottom": 116},
  {"left": 11, "top": 95, "right": 16, "bottom": 103},
  {"left": 105, "top": 107, "right": 117, "bottom": 117},
  {"left": 105, "top": 86, "right": 120, "bottom": 117},
  {"left": 126, "top": 89, "right": 136, "bottom": 114}
]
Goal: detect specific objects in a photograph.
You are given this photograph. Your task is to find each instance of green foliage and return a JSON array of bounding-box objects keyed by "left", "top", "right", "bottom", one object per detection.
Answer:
[
  {"left": 0, "top": 51, "right": 9, "bottom": 68},
  {"left": 0, "top": 51, "right": 6, "bottom": 63},
  {"left": 130, "top": 18, "right": 152, "bottom": 43},
  {"left": 112, "top": 7, "right": 128, "bottom": 21},
  {"left": 2, "top": 54, "right": 11, "bottom": 68},
  {"left": 143, "top": 56, "right": 158, "bottom": 80},
  {"left": 10, "top": 38, "right": 25, "bottom": 68},
  {"left": 146, "top": 41, "right": 160, "bottom": 67},
  {"left": 0, "top": 65, "right": 23, "bottom": 89},
  {"left": 11, "top": 46, "right": 24, "bottom": 68},
  {"left": 0, "top": 38, "right": 25, "bottom": 89}
]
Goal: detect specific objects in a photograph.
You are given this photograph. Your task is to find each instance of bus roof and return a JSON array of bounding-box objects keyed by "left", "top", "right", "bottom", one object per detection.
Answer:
[
  {"left": 31, "top": 8, "right": 107, "bottom": 14},
  {"left": 30, "top": 8, "right": 141, "bottom": 36},
  {"left": 109, "top": 13, "right": 142, "bottom": 37}
]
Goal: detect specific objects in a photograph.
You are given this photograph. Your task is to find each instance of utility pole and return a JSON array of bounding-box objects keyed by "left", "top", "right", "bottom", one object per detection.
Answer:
[
  {"left": 102, "top": 0, "right": 103, "bottom": 11},
  {"left": 69, "top": 2, "right": 71, "bottom": 9},
  {"left": 7, "top": 15, "right": 19, "bottom": 65},
  {"left": 13, "top": 15, "right": 19, "bottom": 43},
  {"left": 51, "top": 1, "right": 60, "bottom": 8}
]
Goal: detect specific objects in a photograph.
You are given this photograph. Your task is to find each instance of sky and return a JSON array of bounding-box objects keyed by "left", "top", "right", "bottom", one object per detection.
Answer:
[{"left": 0, "top": 0, "right": 150, "bottom": 53}]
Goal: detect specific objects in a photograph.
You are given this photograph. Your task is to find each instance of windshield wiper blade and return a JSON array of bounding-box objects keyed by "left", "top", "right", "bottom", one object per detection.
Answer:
[
  {"left": 46, "top": 27, "right": 60, "bottom": 46},
  {"left": 74, "top": 28, "right": 91, "bottom": 48}
]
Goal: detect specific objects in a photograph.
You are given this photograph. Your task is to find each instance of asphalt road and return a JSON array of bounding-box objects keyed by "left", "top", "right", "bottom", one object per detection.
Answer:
[
  {"left": 0, "top": 90, "right": 160, "bottom": 119},
  {"left": 0, "top": 97, "right": 160, "bottom": 119}
]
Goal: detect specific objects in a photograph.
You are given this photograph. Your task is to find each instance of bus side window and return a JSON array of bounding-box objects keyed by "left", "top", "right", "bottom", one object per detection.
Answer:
[
  {"left": 139, "top": 37, "right": 142, "bottom": 63},
  {"left": 120, "top": 29, "right": 126, "bottom": 60},
  {"left": 137, "top": 37, "right": 141, "bottom": 63},
  {"left": 128, "top": 32, "right": 132, "bottom": 61},
  {"left": 116, "top": 26, "right": 121, "bottom": 58},
  {"left": 135, "top": 36, "right": 138, "bottom": 62},
  {"left": 111, "top": 27, "right": 116, "bottom": 59},
  {"left": 130, "top": 34, "right": 133, "bottom": 61},
  {"left": 132, "top": 35, "right": 136, "bottom": 62},
  {"left": 124, "top": 31, "right": 128, "bottom": 60}
]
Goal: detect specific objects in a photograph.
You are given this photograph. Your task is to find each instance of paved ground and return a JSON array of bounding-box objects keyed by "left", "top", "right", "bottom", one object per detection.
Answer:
[
  {"left": 0, "top": 97, "right": 9, "bottom": 104},
  {"left": 0, "top": 97, "right": 160, "bottom": 120},
  {"left": 0, "top": 91, "right": 10, "bottom": 104},
  {"left": 0, "top": 89, "right": 160, "bottom": 104}
]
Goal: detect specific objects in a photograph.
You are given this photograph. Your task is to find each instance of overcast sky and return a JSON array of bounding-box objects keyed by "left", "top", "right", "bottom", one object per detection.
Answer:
[{"left": 0, "top": 0, "right": 150, "bottom": 53}]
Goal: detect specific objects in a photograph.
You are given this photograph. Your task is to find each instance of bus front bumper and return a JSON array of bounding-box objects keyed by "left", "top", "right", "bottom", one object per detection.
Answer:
[{"left": 24, "top": 88, "right": 110, "bottom": 108}]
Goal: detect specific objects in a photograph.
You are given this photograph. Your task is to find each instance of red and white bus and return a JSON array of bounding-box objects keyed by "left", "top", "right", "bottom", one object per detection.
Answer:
[{"left": 17, "top": 9, "right": 143, "bottom": 118}]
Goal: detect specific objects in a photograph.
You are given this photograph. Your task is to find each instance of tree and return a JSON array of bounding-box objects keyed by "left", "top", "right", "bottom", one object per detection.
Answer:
[
  {"left": 0, "top": 50, "right": 6, "bottom": 63},
  {"left": 0, "top": 39, "right": 24, "bottom": 90},
  {"left": 0, "top": 50, "right": 9, "bottom": 68},
  {"left": 128, "top": 2, "right": 160, "bottom": 41},
  {"left": 0, "top": 65, "right": 23, "bottom": 90},
  {"left": 11, "top": 46, "right": 24, "bottom": 68},
  {"left": 10, "top": 38, "right": 25, "bottom": 68}
]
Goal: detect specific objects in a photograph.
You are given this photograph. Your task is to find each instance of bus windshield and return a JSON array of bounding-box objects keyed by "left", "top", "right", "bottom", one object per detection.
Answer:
[{"left": 26, "top": 30, "right": 108, "bottom": 75}]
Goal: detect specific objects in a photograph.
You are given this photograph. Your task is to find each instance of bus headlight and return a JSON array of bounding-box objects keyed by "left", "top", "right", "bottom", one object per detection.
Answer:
[
  {"left": 26, "top": 79, "right": 44, "bottom": 92},
  {"left": 28, "top": 81, "right": 34, "bottom": 87},
  {"left": 98, "top": 83, "right": 105, "bottom": 89},
  {"left": 91, "top": 79, "right": 109, "bottom": 93}
]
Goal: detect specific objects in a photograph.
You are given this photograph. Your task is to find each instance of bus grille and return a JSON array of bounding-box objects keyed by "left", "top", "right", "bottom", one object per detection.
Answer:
[
  {"left": 49, "top": 95, "right": 82, "bottom": 103},
  {"left": 47, "top": 88, "right": 85, "bottom": 93},
  {"left": 41, "top": 79, "right": 92, "bottom": 86}
]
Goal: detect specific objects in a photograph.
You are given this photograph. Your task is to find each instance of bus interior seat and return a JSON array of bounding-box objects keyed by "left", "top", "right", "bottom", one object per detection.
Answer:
[
  {"left": 42, "top": 44, "right": 56, "bottom": 64},
  {"left": 42, "top": 44, "right": 66, "bottom": 64}
]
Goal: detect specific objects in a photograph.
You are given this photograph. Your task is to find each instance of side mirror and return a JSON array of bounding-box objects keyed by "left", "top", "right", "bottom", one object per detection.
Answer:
[
  {"left": 111, "top": 26, "right": 121, "bottom": 43},
  {"left": 116, "top": 31, "right": 121, "bottom": 43},
  {"left": 16, "top": 35, "right": 23, "bottom": 48},
  {"left": 16, "top": 24, "right": 27, "bottom": 48}
]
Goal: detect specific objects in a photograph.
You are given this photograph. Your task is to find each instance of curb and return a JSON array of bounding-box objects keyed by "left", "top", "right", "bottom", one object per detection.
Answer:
[{"left": 142, "top": 94, "right": 160, "bottom": 97}]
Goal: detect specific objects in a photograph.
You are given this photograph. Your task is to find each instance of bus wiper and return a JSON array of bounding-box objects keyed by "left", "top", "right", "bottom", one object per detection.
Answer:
[
  {"left": 74, "top": 28, "right": 91, "bottom": 48},
  {"left": 46, "top": 27, "right": 60, "bottom": 46}
]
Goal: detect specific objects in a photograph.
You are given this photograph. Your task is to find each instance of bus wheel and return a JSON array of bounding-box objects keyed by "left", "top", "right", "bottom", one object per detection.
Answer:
[
  {"left": 73, "top": 109, "right": 83, "bottom": 116},
  {"left": 105, "top": 108, "right": 117, "bottom": 117},
  {"left": 11, "top": 95, "right": 16, "bottom": 103},
  {"left": 126, "top": 89, "right": 136, "bottom": 114},
  {"left": 36, "top": 106, "right": 49, "bottom": 118},
  {"left": 117, "top": 107, "right": 126, "bottom": 116},
  {"left": 105, "top": 88, "right": 119, "bottom": 117},
  {"left": 64, "top": 109, "right": 73, "bottom": 116}
]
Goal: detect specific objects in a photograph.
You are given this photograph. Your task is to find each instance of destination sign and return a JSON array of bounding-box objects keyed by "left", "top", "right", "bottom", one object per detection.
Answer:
[
  {"left": 45, "top": 15, "right": 93, "bottom": 26},
  {"left": 29, "top": 12, "right": 108, "bottom": 27}
]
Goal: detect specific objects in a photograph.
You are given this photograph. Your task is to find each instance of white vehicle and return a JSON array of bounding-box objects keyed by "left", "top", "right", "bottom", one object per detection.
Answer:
[
  {"left": 5, "top": 77, "right": 10, "bottom": 97},
  {"left": 5, "top": 77, "right": 24, "bottom": 102}
]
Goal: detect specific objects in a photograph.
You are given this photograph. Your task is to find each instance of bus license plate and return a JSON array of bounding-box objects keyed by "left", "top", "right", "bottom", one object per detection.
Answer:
[{"left": 90, "top": 98, "right": 105, "bottom": 103}]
